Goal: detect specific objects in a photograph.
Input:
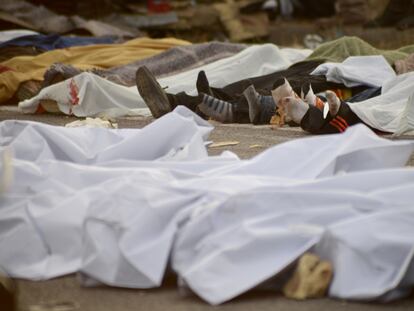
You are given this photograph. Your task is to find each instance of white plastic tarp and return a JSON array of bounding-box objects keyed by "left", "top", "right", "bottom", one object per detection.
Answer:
[
  {"left": 19, "top": 44, "right": 308, "bottom": 118},
  {"left": 1, "top": 107, "right": 414, "bottom": 305},
  {"left": 350, "top": 72, "right": 414, "bottom": 134},
  {"left": 0, "top": 29, "right": 39, "bottom": 43},
  {"left": 311, "top": 55, "right": 396, "bottom": 88}
]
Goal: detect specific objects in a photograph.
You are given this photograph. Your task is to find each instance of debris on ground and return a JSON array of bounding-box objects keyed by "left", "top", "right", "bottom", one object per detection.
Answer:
[
  {"left": 283, "top": 253, "right": 333, "bottom": 300},
  {"left": 29, "top": 302, "right": 79, "bottom": 311},
  {"left": 209, "top": 141, "right": 240, "bottom": 148},
  {"left": 1, "top": 0, "right": 414, "bottom": 309},
  {"left": 65, "top": 117, "right": 118, "bottom": 129}
]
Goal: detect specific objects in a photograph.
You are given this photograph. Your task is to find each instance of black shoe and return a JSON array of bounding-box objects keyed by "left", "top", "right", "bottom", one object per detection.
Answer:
[
  {"left": 196, "top": 71, "right": 214, "bottom": 96},
  {"left": 243, "top": 85, "right": 261, "bottom": 123},
  {"left": 136, "top": 66, "right": 172, "bottom": 118}
]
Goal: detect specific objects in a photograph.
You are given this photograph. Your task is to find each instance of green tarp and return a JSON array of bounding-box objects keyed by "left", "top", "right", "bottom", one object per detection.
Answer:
[{"left": 306, "top": 36, "right": 414, "bottom": 65}]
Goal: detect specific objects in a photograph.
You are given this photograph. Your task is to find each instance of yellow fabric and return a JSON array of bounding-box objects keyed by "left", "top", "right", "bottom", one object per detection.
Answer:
[{"left": 0, "top": 37, "right": 190, "bottom": 104}]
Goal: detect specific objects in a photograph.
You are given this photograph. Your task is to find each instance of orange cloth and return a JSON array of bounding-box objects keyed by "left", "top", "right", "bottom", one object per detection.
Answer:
[{"left": 0, "top": 37, "right": 190, "bottom": 104}]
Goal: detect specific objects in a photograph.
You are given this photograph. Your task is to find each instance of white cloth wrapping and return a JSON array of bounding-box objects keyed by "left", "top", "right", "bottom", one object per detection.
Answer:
[
  {"left": 19, "top": 44, "right": 305, "bottom": 118},
  {"left": 1, "top": 107, "right": 414, "bottom": 305},
  {"left": 349, "top": 72, "right": 414, "bottom": 134},
  {"left": 311, "top": 55, "right": 396, "bottom": 88},
  {"left": 19, "top": 72, "right": 151, "bottom": 118},
  {"left": 279, "top": 47, "right": 312, "bottom": 64},
  {"left": 395, "top": 91, "right": 414, "bottom": 136},
  {"left": 0, "top": 29, "right": 39, "bottom": 43}
]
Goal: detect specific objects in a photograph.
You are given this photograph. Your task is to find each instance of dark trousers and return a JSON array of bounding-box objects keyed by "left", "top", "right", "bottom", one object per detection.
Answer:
[
  {"left": 166, "top": 60, "right": 345, "bottom": 123},
  {"left": 300, "top": 101, "right": 366, "bottom": 135}
]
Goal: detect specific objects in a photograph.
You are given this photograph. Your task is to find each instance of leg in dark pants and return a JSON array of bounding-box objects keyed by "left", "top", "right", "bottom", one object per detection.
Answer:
[
  {"left": 137, "top": 61, "right": 345, "bottom": 123},
  {"left": 301, "top": 101, "right": 365, "bottom": 135}
]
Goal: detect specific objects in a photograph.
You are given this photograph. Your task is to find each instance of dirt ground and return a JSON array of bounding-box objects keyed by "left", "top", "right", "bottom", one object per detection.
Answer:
[
  {"left": 15, "top": 275, "right": 414, "bottom": 311},
  {"left": 1, "top": 110, "right": 414, "bottom": 311}
]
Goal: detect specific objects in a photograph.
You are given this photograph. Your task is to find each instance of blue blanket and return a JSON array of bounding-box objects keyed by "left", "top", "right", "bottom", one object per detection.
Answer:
[{"left": 0, "top": 34, "right": 117, "bottom": 51}]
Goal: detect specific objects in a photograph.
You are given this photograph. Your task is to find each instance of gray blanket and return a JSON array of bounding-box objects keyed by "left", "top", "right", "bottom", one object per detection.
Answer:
[{"left": 42, "top": 41, "right": 247, "bottom": 87}]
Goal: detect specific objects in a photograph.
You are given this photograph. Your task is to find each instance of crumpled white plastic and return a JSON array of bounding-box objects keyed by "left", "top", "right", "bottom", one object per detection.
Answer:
[
  {"left": 1, "top": 106, "right": 414, "bottom": 305},
  {"left": 0, "top": 29, "right": 39, "bottom": 43},
  {"left": 311, "top": 55, "right": 396, "bottom": 88},
  {"left": 350, "top": 72, "right": 414, "bottom": 134},
  {"left": 19, "top": 44, "right": 302, "bottom": 118}
]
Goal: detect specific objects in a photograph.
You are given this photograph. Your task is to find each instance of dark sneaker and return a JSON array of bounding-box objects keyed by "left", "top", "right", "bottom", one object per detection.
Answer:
[
  {"left": 196, "top": 70, "right": 214, "bottom": 96},
  {"left": 136, "top": 66, "right": 171, "bottom": 118}
]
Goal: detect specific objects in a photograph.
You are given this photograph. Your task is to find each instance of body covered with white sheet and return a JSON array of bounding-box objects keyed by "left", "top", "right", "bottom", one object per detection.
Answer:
[{"left": 1, "top": 107, "right": 414, "bottom": 304}]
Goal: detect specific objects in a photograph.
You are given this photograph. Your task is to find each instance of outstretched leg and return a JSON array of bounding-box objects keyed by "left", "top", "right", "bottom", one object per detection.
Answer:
[
  {"left": 136, "top": 66, "right": 172, "bottom": 118},
  {"left": 198, "top": 93, "right": 234, "bottom": 123},
  {"left": 243, "top": 85, "right": 276, "bottom": 124},
  {"left": 136, "top": 66, "right": 201, "bottom": 118}
]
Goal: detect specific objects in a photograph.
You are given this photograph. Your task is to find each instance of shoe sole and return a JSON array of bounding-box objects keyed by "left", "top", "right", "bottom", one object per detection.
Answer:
[{"left": 136, "top": 66, "right": 171, "bottom": 118}]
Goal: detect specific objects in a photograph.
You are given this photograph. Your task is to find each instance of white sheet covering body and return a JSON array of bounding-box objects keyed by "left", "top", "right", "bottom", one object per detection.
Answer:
[
  {"left": 1, "top": 107, "right": 414, "bottom": 305},
  {"left": 311, "top": 55, "right": 396, "bottom": 88},
  {"left": 0, "top": 29, "right": 39, "bottom": 42},
  {"left": 19, "top": 45, "right": 307, "bottom": 117},
  {"left": 349, "top": 72, "right": 414, "bottom": 134}
]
